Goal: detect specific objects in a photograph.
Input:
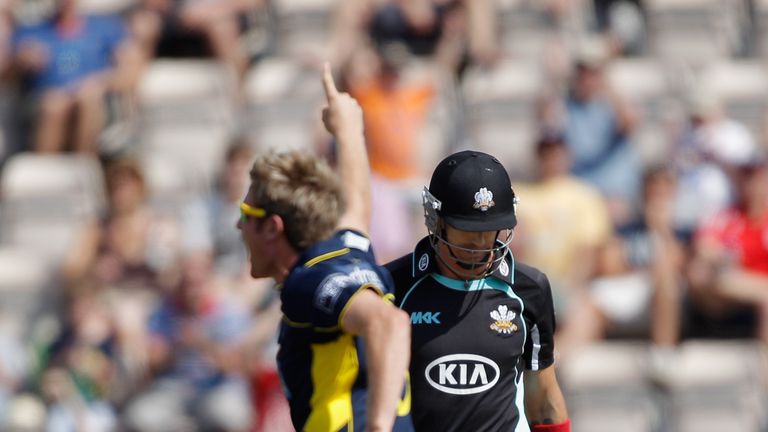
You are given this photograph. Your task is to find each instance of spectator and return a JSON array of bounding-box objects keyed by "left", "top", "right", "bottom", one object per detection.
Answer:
[
  {"left": 672, "top": 89, "right": 756, "bottom": 236},
  {"left": 0, "top": 0, "right": 11, "bottom": 75},
  {"left": 347, "top": 44, "right": 436, "bottom": 182},
  {"left": 62, "top": 158, "right": 180, "bottom": 296},
  {"left": 592, "top": 0, "right": 646, "bottom": 55},
  {"left": 181, "top": 140, "right": 253, "bottom": 280},
  {"left": 11, "top": 0, "right": 140, "bottom": 153},
  {"left": 332, "top": 0, "right": 498, "bottom": 74},
  {"left": 41, "top": 367, "right": 118, "bottom": 431},
  {"left": 38, "top": 284, "right": 121, "bottom": 431},
  {"left": 124, "top": 253, "right": 254, "bottom": 431},
  {"left": 678, "top": 88, "right": 758, "bottom": 169},
  {"left": 513, "top": 134, "right": 613, "bottom": 353},
  {"left": 687, "top": 157, "right": 768, "bottom": 343},
  {"left": 539, "top": 37, "right": 641, "bottom": 226},
  {"left": 133, "top": 0, "right": 260, "bottom": 81},
  {"left": 180, "top": 140, "right": 291, "bottom": 429},
  {"left": 343, "top": 45, "right": 438, "bottom": 262},
  {"left": 589, "top": 165, "right": 684, "bottom": 350}
]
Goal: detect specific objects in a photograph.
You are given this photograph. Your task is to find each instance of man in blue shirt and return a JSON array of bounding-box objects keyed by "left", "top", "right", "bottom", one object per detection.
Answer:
[
  {"left": 12, "top": 0, "right": 137, "bottom": 153},
  {"left": 238, "top": 64, "right": 413, "bottom": 432}
]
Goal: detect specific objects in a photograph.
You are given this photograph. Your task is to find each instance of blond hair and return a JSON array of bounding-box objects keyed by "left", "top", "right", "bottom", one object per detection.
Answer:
[{"left": 249, "top": 150, "right": 344, "bottom": 250}]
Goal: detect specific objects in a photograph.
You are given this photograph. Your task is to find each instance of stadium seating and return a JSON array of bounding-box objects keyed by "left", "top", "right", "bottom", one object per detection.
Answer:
[
  {"left": 560, "top": 342, "right": 662, "bottom": 432},
  {"left": 645, "top": 0, "right": 747, "bottom": 64},
  {"left": 697, "top": 60, "right": 768, "bottom": 137},
  {"left": 0, "top": 153, "right": 105, "bottom": 264},
  {"left": 666, "top": 341, "right": 768, "bottom": 432}
]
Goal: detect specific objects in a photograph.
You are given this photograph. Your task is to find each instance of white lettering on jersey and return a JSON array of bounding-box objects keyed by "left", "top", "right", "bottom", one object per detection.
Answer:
[
  {"left": 315, "top": 273, "right": 347, "bottom": 313},
  {"left": 439, "top": 364, "right": 457, "bottom": 385},
  {"left": 425, "top": 354, "right": 500, "bottom": 395},
  {"left": 315, "top": 267, "right": 384, "bottom": 314},
  {"left": 348, "top": 267, "right": 383, "bottom": 288}
]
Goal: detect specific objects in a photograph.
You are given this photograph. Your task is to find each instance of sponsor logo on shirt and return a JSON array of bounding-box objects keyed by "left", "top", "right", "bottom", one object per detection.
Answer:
[
  {"left": 418, "top": 253, "right": 429, "bottom": 271},
  {"left": 315, "top": 267, "right": 383, "bottom": 313},
  {"left": 425, "top": 354, "right": 500, "bottom": 395},
  {"left": 411, "top": 311, "right": 441, "bottom": 325},
  {"left": 315, "top": 273, "right": 346, "bottom": 313},
  {"left": 348, "top": 267, "right": 383, "bottom": 288}
]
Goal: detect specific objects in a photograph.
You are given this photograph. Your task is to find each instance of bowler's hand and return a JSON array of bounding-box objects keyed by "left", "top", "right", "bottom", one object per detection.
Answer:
[{"left": 321, "top": 62, "right": 364, "bottom": 140}]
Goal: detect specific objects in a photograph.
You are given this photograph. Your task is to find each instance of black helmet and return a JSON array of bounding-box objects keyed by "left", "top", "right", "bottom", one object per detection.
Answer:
[
  {"left": 424, "top": 150, "right": 517, "bottom": 232},
  {"left": 422, "top": 150, "right": 518, "bottom": 280}
]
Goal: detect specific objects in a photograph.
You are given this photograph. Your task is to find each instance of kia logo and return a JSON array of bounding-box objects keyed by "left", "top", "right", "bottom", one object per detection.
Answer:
[{"left": 424, "top": 354, "right": 500, "bottom": 395}]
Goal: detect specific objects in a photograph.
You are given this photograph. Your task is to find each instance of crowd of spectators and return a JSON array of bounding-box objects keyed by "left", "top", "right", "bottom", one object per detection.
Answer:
[{"left": 1, "top": 0, "right": 767, "bottom": 430}]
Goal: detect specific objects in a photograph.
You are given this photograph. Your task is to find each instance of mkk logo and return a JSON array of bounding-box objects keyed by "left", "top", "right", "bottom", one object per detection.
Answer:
[
  {"left": 411, "top": 311, "right": 441, "bottom": 325},
  {"left": 425, "top": 354, "right": 500, "bottom": 395}
]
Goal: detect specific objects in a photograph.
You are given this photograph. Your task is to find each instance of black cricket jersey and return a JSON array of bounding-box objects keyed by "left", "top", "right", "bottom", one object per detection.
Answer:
[
  {"left": 386, "top": 237, "right": 557, "bottom": 432},
  {"left": 277, "top": 229, "right": 413, "bottom": 432}
]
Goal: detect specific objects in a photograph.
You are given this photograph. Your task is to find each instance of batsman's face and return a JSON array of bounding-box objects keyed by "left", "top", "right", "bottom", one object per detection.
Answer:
[{"left": 437, "top": 225, "right": 499, "bottom": 278}]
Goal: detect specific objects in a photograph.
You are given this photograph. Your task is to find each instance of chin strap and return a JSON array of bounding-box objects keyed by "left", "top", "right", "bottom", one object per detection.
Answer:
[
  {"left": 431, "top": 228, "right": 506, "bottom": 281},
  {"left": 531, "top": 419, "right": 571, "bottom": 432}
]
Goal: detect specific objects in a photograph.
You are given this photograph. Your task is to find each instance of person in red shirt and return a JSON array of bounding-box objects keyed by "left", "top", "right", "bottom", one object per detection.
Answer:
[{"left": 688, "top": 157, "right": 768, "bottom": 342}]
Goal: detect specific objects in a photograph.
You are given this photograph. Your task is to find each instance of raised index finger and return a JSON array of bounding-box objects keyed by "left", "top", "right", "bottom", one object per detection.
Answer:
[{"left": 322, "top": 62, "right": 339, "bottom": 101}]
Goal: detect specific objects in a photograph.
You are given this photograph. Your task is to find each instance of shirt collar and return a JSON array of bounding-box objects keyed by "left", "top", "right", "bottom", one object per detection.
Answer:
[{"left": 411, "top": 236, "right": 514, "bottom": 285}]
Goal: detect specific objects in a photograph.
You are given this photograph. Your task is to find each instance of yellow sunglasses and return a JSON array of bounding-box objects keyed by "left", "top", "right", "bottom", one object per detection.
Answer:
[{"left": 240, "top": 202, "right": 267, "bottom": 223}]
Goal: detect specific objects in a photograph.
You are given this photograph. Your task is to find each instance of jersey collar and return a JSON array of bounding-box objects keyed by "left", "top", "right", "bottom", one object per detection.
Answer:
[{"left": 411, "top": 236, "right": 514, "bottom": 285}]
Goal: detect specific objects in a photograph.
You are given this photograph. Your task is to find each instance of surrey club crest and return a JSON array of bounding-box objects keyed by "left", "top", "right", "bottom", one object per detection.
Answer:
[
  {"left": 473, "top": 188, "right": 495, "bottom": 212},
  {"left": 490, "top": 305, "right": 517, "bottom": 334}
]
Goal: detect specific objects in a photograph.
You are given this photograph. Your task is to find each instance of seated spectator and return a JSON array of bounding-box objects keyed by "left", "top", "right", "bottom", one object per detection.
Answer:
[
  {"left": 62, "top": 158, "right": 180, "bottom": 296},
  {"left": 513, "top": 133, "right": 613, "bottom": 353},
  {"left": 37, "top": 284, "right": 120, "bottom": 431},
  {"left": 592, "top": 0, "right": 646, "bottom": 55},
  {"left": 589, "top": 165, "right": 684, "bottom": 350},
  {"left": 340, "top": 45, "right": 436, "bottom": 262},
  {"left": 539, "top": 37, "right": 641, "bottom": 226},
  {"left": 124, "top": 253, "right": 254, "bottom": 432},
  {"left": 332, "top": 0, "right": 498, "bottom": 74},
  {"left": 347, "top": 44, "right": 436, "bottom": 182},
  {"left": 181, "top": 140, "right": 253, "bottom": 281},
  {"left": 133, "top": 0, "right": 260, "bottom": 81},
  {"left": 679, "top": 89, "right": 758, "bottom": 169},
  {"left": 672, "top": 89, "right": 757, "bottom": 236},
  {"left": 40, "top": 367, "right": 118, "bottom": 431},
  {"left": 11, "top": 0, "right": 140, "bottom": 153},
  {"left": 687, "top": 157, "right": 768, "bottom": 343},
  {"left": 0, "top": 0, "right": 11, "bottom": 74}
]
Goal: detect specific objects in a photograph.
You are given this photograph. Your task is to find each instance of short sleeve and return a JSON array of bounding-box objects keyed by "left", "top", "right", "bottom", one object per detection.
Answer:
[
  {"left": 283, "top": 262, "right": 387, "bottom": 330},
  {"left": 310, "top": 270, "right": 384, "bottom": 328},
  {"left": 523, "top": 273, "right": 556, "bottom": 371},
  {"left": 94, "top": 15, "right": 127, "bottom": 54}
]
